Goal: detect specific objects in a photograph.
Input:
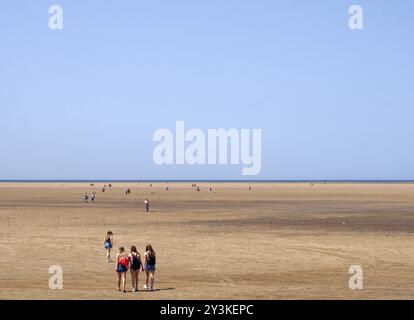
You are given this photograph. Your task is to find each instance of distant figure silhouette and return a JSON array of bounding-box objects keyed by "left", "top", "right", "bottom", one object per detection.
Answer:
[{"left": 144, "top": 199, "right": 150, "bottom": 212}]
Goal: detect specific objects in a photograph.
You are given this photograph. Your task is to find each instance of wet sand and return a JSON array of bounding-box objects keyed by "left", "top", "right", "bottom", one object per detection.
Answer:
[{"left": 0, "top": 182, "right": 413, "bottom": 299}]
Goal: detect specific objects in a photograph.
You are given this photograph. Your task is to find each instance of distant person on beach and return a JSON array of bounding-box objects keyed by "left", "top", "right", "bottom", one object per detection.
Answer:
[
  {"left": 115, "top": 247, "right": 129, "bottom": 292},
  {"left": 196, "top": 186, "right": 200, "bottom": 192},
  {"left": 102, "top": 185, "right": 106, "bottom": 192},
  {"left": 91, "top": 193, "right": 95, "bottom": 202},
  {"left": 125, "top": 187, "right": 131, "bottom": 195},
  {"left": 143, "top": 244, "right": 156, "bottom": 291},
  {"left": 128, "top": 246, "right": 144, "bottom": 292},
  {"left": 84, "top": 193, "right": 89, "bottom": 203},
  {"left": 144, "top": 199, "right": 150, "bottom": 212},
  {"left": 104, "top": 231, "right": 113, "bottom": 262}
]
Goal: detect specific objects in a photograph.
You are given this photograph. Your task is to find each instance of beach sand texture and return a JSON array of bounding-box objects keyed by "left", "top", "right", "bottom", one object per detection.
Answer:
[{"left": 0, "top": 182, "right": 413, "bottom": 299}]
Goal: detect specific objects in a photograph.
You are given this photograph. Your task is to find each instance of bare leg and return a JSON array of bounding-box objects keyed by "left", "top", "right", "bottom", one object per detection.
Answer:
[
  {"left": 117, "top": 272, "right": 121, "bottom": 291},
  {"left": 130, "top": 269, "right": 134, "bottom": 290},
  {"left": 136, "top": 271, "right": 140, "bottom": 291},
  {"left": 145, "top": 271, "right": 149, "bottom": 288},
  {"left": 130, "top": 270, "right": 138, "bottom": 291},
  {"left": 150, "top": 271, "right": 155, "bottom": 290},
  {"left": 122, "top": 272, "right": 127, "bottom": 292}
]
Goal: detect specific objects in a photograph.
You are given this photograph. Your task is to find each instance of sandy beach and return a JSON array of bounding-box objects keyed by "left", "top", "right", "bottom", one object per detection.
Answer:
[{"left": 0, "top": 182, "right": 413, "bottom": 300}]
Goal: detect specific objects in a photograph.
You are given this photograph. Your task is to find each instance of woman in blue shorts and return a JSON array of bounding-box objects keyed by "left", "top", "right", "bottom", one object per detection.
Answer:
[
  {"left": 143, "top": 244, "right": 156, "bottom": 291},
  {"left": 104, "top": 231, "right": 113, "bottom": 262},
  {"left": 115, "top": 247, "right": 129, "bottom": 292}
]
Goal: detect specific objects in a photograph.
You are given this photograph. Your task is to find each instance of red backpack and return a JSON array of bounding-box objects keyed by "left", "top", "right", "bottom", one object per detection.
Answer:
[{"left": 119, "top": 256, "right": 129, "bottom": 268}]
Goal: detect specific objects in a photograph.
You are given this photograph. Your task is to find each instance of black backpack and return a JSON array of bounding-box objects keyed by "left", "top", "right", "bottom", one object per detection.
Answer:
[
  {"left": 131, "top": 253, "right": 141, "bottom": 270},
  {"left": 146, "top": 253, "right": 156, "bottom": 266}
]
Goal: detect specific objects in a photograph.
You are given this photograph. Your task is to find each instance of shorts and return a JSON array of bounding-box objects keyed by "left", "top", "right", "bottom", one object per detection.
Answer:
[
  {"left": 117, "top": 265, "right": 128, "bottom": 273},
  {"left": 104, "top": 242, "right": 112, "bottom": 249},
  {"left": 145, "top": 264, "right": 156, "bottom": 272}
]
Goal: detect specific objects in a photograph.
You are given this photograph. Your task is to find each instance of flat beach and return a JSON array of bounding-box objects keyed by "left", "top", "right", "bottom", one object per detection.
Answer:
[{"left": 0, "top": 182, "right": 413, "bottom": 299}]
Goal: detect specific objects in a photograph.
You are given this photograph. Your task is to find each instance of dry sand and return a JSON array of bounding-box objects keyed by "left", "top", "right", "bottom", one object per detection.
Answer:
[{"left": 0, "top": 182, "right": 413, "bottom": 300}]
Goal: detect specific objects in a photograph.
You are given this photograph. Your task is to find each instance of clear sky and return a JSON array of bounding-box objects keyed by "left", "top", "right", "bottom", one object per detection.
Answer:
[{"left": 1, "top": 0, "right": 413, "bottom": 180}]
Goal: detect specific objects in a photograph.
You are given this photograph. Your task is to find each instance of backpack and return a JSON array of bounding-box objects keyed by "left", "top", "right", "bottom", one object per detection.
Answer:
[
  {"left": 131, "top": 253, "right": 141, "bottom": 270},
  {"left": 119, "top": 256, "right": 129, "bottom": 268},
  {"left": 146, "top": 253, "right": 156, "bottom": 266}
]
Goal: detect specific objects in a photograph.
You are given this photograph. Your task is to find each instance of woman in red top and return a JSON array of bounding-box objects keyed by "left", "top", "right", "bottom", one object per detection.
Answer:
[{"left": 115, "top": 247, "right": 129, "bottom": 292}]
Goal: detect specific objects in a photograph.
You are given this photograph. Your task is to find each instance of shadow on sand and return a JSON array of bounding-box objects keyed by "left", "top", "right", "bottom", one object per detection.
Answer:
[{"left": 144, "top": 288, "right": 176, "bottom": 292}]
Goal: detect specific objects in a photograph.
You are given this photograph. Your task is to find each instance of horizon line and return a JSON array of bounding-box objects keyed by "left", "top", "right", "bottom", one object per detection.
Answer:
[{"left": 1, "top": 179, "right": 414, "bottom": 184}]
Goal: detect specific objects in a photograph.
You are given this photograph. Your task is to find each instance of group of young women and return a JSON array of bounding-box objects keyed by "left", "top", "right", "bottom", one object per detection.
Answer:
[{"left": 104, "top": 231, "right": 157, "bottom": 292}]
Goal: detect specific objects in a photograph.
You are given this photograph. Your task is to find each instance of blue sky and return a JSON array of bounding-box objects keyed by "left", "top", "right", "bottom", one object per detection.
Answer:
[{"left": 0, "top": 0, "right": 413, "bottom": 180}]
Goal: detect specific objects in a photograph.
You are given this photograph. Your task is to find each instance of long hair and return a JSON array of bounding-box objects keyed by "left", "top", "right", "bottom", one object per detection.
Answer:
[
  {"left": 131, "top": 245, "right": 138, "bottom": 254},
  {"left": 117, "top": 247, "right": 127, "bottom": 261},
  {"left": 118, "top": 247, "right": 126, "bottom": 256},
  {"left": 146, "top": 244, "right": 155, "bottom": 255},
  {"left": 105, "top": 231, "right": 113, "bottom": 241}
]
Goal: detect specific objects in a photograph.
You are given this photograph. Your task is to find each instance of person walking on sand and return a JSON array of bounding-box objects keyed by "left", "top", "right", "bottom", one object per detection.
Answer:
[
  {"left": 143, "top": 244, "right": 156, "bottom": 291},
  {"left": 115, "top": 247, "right": 129, "bottom": 292},
  {"left": 128, "top": 246, "right": 144, "bottom": 292},
  {"left": 84, "top": 193, "right": 89, "bottom": 203},
  {"left": 91, "top": 192, "right": 95, "bottom": 202},
  {"left": 144, "top": 198, "right": 150, "bottom": 212},
  {"left": 104, "top": 231, "right": 113, "bottom": 262}
]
